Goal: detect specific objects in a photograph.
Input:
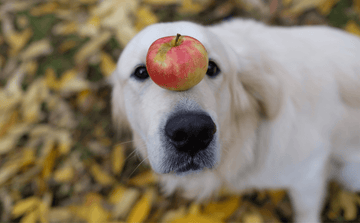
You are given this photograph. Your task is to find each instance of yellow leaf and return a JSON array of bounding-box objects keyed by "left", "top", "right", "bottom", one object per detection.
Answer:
[
  {"left": 45, "top": 68, "right": 60, "bottom": 90},
  {"left": 90, "top": 163, "right": 115, "bottom": 185},
  {"left": 317, "top": 0, "right": 340, "bottom": 15},
  {"left": 0, "top": 162, "right": 20, "bottom": 185},
  {"left": 55, "top": 130, "right": 72, "bottom": 155},
  {"left": 0, "top": 135, "right": 18, "bottom": 154},
  {"left": 340, "top": 190, "right": 358, "bottom": 220},
  {"left": 59, "top": 69, "right": 89, "bottom": 93},
  {"left": 203, "top": 196, "right": 241, "bottom": 220},
  {"left": 0, "top": 109, "right": 19, "bottom": 137},
  {"left": 30, "top": 2, "right": 59, "bottom": 16},
  {"left": 21, "top": 39, "right": 53, "bottom": 61},
  {"left": 6, "top": 28, "right": 33, "bottom": 56},
  {"left": 354, "top": 0, "right": 360, "bottom": 13},
  {"left": 100, "top": 52, "right": 116, "bottom": 77},
  {"left": 143, "top": 0, "right": 179, "bottom": 4},
  {"left": 178, "top": 0, "right": 204, "bottom": 14},
  {"left": 161, "top": 206, "right": 187, "bottom": 222},
  {"left": 267, "top": 189, "right": 286, "bottom": 205},
  {"left": 53, "top": 22, "right": 78, "bottom": 35},
  {"left": 112, "top": 144, "right": 125, "bottom": 175},
  {"left": 108, "top": 185, "right": 127, "bottom": 204},
  {"left": 20, "top": 210, "right": 38, "bottom": 223},
  {"left": 12, "top": 197, "right": 40, "bottom": 218},
  {"left": 127, "top": 188, "right": 156, "bottom": 223},
  {"left": 75, "top": 31, "right": 111, "bottom": 64},
  {"left": 115, "top": 24, "right": 137, "bottom": 47},
  {"left": 345, "top": 20, "right": 360, "bottom": 37},
  {"left": 112, "top": 188, "right": 140, "bottom": 219},
  {"left": 21, "top": 148, "right": 35, "bottom": 168},
  {"left": 135, "top": 6, "right": 159, "bottom": 31},
  {"left": 48, "top": 208, "right": 72, "bottom": 222},
  {"left": 128, "top": 170, "right": 158, "bottom": 186},
  {"left": 282, "top": 0, "right": 292, "bottom": 7},
  {"left": 38, "top": 193, "right": 52, "bottom": 223},
  {"left": 79, "top": 15, "right": 101, "bottom": 37},
  {"left": 25, "top": 61, "right": 38, "bottom": 76},
  {"left": 42, "top": 147, "right": 58, "bottom": 179},
  {"left": 282, "top": 0, "right": 326, "bottom": 16},
  {"left": 54, "top": 166, "right": 74, "bottom": 183},
  {"left": 17, "top": 15, "right": 29, "bottom": 29},
  {"left": 243, "top": 213, "right": 264, "bottom": 223},
  {"left": 58, "top": 40, "right": 77, "bottom": 53},
  {"left": 172, "top": 204, "right": 220, "bottom": 223},
  {"left": 88, "top": 201, "right": 111, "bottom": 223}
]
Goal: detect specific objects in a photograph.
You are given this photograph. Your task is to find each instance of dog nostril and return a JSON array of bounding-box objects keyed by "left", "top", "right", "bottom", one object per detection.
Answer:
[
  {"left": 173, "top": 130, "right": 187, "bottom": 142},
  {"left": 198, "top": 129, "right": 211, "bottom": 141}
]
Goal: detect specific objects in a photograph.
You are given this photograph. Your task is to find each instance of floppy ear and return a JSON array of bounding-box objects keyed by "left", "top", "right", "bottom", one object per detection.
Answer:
[
  {"left": 111, "top": 72, "right": 132, "bottom": 140},
  {"left": 225, "top": 44, "right": 284, "bottom": 120}
]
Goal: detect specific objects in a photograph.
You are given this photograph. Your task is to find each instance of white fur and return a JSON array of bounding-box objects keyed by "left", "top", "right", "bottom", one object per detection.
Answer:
[{"left": 111, "top": 19, "right": 360, "bottom": 222}]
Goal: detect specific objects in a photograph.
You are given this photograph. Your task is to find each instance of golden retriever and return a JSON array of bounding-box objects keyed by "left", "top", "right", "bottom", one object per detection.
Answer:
[{"left": 111, "top": 19, "right": 360, "bottom": 222}]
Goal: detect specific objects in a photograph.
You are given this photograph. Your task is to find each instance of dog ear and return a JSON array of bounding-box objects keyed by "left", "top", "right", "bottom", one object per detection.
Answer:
[
  {"left": 226, "top": 45, "right": 284, "bottom": 120},
  {"left": 111, "top": 73, "right": 132, "bottom": 140}
]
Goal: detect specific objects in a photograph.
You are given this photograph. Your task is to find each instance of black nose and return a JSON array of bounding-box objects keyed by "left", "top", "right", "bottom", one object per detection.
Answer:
[{"left": 165, "top": 112, "right": 217, "bottom": 155}]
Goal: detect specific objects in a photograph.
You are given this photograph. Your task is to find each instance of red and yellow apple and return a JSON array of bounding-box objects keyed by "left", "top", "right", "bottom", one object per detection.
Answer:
[{"left": 146, "top": 34, "right": 208, "bottom": 91}]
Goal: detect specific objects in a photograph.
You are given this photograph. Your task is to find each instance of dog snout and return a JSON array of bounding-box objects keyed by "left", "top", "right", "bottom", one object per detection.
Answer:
[{"left": 165, "top": 112, "right": 217, "bottom": 155}]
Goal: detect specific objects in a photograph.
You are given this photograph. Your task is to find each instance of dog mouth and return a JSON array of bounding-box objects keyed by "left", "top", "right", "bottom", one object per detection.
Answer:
[{"left": 175, "top": 158, "right": 202, "bottom": 173}]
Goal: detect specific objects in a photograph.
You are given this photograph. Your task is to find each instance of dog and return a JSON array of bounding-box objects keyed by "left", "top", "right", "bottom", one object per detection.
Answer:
[{"left": 111, "top": 19, "right": 360, "bottom": 222}]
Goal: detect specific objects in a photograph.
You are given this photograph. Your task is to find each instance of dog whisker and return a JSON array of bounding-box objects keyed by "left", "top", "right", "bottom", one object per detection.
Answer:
[{"left": 128, "top": 156, "right": 149, "bottom": 179}]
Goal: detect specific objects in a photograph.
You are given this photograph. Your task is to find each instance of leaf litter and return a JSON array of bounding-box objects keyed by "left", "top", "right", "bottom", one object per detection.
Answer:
[{"left": 0, "top": 0, "right": 359, "bottom": 222}]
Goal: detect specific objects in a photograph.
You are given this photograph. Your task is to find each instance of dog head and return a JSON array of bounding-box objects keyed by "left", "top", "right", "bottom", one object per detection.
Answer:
[{"left": 111, "top": 20, "right": 283, "bottom": 180}]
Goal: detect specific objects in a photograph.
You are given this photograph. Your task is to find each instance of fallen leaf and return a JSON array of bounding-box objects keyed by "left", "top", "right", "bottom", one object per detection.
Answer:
[
  {"left": 128, "top": 170, "right": 158, "bottom": 186},
  {"left": 115, "top": 24, "right": 137, "bottom": 47},
  {"left": 41, "top": 146, "right": 58, "bottom": 179},
  {"left": 12, "top": 196, "right": 40, "bottom": 218},
  {"left": 354, "top": 0, "right": 360, "bottom": 12},
  {"left": 30, "top": 2, "right": 59, "bottom": 16},
  {"left": 282, "top": 0, "right": 326, "bottom": 16},
  {"left": 268, "top": 189, "right": 286, "bottom": 205},
  {"left": 90, "top": 163, "right": 115, "bottom": 185},
  {"left": 48, "top": 208, "right": 73, "bottom": 222},
  {"left": 100, "top": 52, "right": 117, "bottom": 77},
  {"left": 135, "top": 6, "right": 159, "bottom": 31},
  {"left": 127, "top": 188, "right": 156, "bottom": 223},
  {"left": 53, "top": 21, "right": 78, "bottom": 35},
  {"left": 58, "top": 40, "right": 77, "bottom": 53},
  {"left": 143, "top": 0, "right": 179, "bottom": 4},
  {"left": 282, "top": 0, "right": 292, "bottom": 7},
  {"left": 243, "top": 212, "right": 264, "bottom": 223},
  {"left": 317, "top": 0, "right": 340, "bottom": 15},
  {"left": 54, "top": 165, "right": 74, "bottom": 183},
  {"left": 21, "top": 39, "right": 53, "bottom": 61},
  {"left": 161, "top": 206, "right": 187, "bottom": 222},
  {"left": 112, "top": 188, "right": 140, "bottom": 219},
  {"left": 20, "top": 210, "right": 38, "bottom": 223},
  {"left": 74, "top": 31, "right": 112, "bottom": 64},
  {"left": 172, "top": 203, "right": 220, "bottom": 223},
  {"left": 345, "top": 20, "right": 360, "bottom": 37},
  {"left": 54, "top": 130, "right": 72, "bottom": 155},
  {"left": 112, "top": 144, "right": 125, "bottom": 175},
  {"left": 203, "top": 196, "right": 241, "bottom": 220},
  {"left": 6, "top": 28, "right": 33, "bottom": 56},
  {"left": 79, "top": 15, "right": 101, "bottom": 37},
  {"left": 108, "top": 185, "right": 127, "bottom": 204},
  {"left": 0, "top": 162, "right": 21, "bottom": 185},
  {"left": 178, "top": 0, "right": 205, "bottom": 14}
]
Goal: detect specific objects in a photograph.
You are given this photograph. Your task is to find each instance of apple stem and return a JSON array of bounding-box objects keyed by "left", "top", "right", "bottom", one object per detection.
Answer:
[{"left": 174, "top": 33, "right": 181, "bottom": 46}]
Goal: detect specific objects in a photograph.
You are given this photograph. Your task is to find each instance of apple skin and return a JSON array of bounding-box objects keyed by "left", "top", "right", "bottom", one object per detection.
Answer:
[{"left": 146, "top": 34, "right": 208, "bottom": 91}]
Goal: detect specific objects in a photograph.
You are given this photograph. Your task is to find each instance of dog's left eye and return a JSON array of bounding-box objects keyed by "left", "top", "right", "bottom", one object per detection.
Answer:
[
  {"left": 206, "top": 61, "right": 221, "bottom": 78},
  {"left": 132, "top": 66, "right": 149, "bottom": 80}
]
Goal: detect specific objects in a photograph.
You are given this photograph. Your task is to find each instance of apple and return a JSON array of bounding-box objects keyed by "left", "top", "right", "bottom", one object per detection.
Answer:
[{"left": 146, "top": 33, "right": 208, "bottom": 91}]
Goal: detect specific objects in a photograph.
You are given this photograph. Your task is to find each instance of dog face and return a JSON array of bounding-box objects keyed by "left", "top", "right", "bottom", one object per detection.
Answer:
[{"left": 112, "top": 21, "right": 239, "bottom": 175}]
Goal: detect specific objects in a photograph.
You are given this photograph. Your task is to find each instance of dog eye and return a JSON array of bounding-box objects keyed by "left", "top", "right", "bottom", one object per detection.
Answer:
[
  {"left": 132, "top": 66, "right": 149, "bottom": 80},
  {"left": 206, "top": 61, "right": 221, "bottom": 78}
]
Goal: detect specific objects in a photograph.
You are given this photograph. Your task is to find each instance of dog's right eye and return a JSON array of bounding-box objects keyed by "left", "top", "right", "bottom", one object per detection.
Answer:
[{"left": 132, "top": 66, "right": 149, "bottom": 80}]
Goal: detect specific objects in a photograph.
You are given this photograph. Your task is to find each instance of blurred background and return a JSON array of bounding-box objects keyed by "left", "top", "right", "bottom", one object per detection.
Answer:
[{"left": 0, "top": 0, "right": 360, "bottom": 222}]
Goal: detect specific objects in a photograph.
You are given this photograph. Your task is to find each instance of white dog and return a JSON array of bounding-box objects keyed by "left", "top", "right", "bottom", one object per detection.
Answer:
[{"left": 111, "top": 19, "right": 360, "bottom": 222}]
